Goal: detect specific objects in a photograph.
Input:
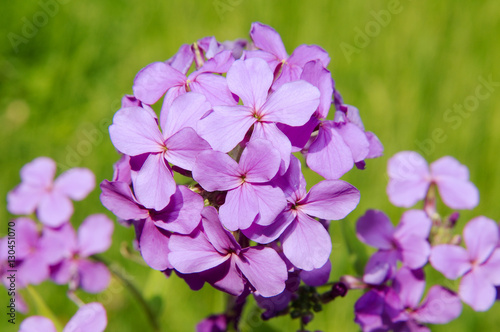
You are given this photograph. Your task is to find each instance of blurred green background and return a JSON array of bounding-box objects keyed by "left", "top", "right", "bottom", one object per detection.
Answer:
[{"left": 1, "top": 0, "right": 499, "bottom": 331}]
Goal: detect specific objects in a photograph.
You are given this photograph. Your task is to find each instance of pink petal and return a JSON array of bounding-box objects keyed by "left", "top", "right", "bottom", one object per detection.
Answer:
[
  {"left": 167, "top": 44, "right": 194, "bottom": 75},
  {"left": 481, "top": 248, "right": 500, "bottom": 285},
  {"left": 192, "top": 150, "right": 241, "bottom": 191},
  {"left": 54, "top": 168, "right": 95, "bottom": 201},
  {"left": 197, "top": 105, "right": 256, "bottom": 152},
  {"left": 251, "top": 122, "right": 292, "bottom": 173},
  {"left": 20, "top": 316, "right": 57, "bottom": 332},
  {"left": 250, "top": 22, "right": 288, "bottom": 60},
  {"left": 235, "top": 246, "right": 288, "bottom": 297},
  {"left": 239, "top": 139, "right": 281, "bottom": 182},
  {"left": 153, "top": 185, "right": 203, "bottom": 235},
  {"left": 139, "top": 220, "right": 172, "bottom": 271},
  {"left": 78, "top": 260, "right": 111, "bottom": 293},
  {"left": 288, "top": 45, "right": 330, "bottom": 68},
  {"left": 335, "top": 123, "right": 370, "bottom": 163},
  {"left": 430, "top": 245, "right": 471, "bottom": 279},
  {"left": 160, "top": 92, "right": 211, "bottom": 138},
  {"left": 201, "top": 206, "right": 238, "bottom": 254},
  {"left": 272, "top": 63, "right": 303, "bottom": 89},
  {"left": 393, "top": 267, "right": 425, "bottom": 309},
  {"left": 132, "top": 153, "right": 176, "bottom": 211},
  {"left": 278, "top": 117, "right": 320, "bottom": 152},
  {"left": 356, "top": 210, "right": 394, "bottom": 250},
  {"left": 7, "top": 183, "right": 45, "bottom": 215},
  {"left": 18, "top": 253, "right": 50, "bottom": 285},
  {"left": 190, "top": 73, "right": 237, "bottom": 107},
  {"left": 398, "top": 235, "right": 431, "bottom": 269},
  {"left": 243, "top": 49, "right": 281, "bottom": 71},
  {"left": 459, "top": 269, "right": 496, "bottom": 311},
  {"left": 164, "top": 127, "right": 212, "bottom": 171},
  {"left": 168, "top": 230, "right": 230, "bottom": 273},
  {"left": 14, "top": 217, "right": 39, "bottom": 259},
  {"left": 77, "top": 214, "right": 114, "bottom": 257},
  {"left": 436, "top": 178, "right": 479, "bottom": 210},
  {"left": 306, "top": 123, "right": 354, "bottom": 179},
  {"left": 299, "top": 180, "right": 360, "bottom": 220},
  {"left": 281, "top": 212, "right": 332, "bottom": 271},
  {"left": 20, "top": 156, "right": 56, "bottom": 187},
  {"left": 300, "top": 60, "right": 333, "bottom": 119},
  {"left": 37, "top": 191, "right": 73, "bottom": 227},
  {"left": 219, "top": 183, "right": 259, "bottom": 231},
  {"left": 99, "top": 180, "right": 149, "bottom": 221},
  {"left": 242, "top": 209, "right": 295, "bottom": 244},
  {"left": 63, "top": 302, "right": 107, "bottom": 332},
  {"left": 365, "top": 131, "right": 384, "bottom": 159},
  {"left": 414, "top": 286, "right": 462, "bottom": 324},
  {"left": 300, "top": 260, "right": 332, "bottom": 287},
  {"left": 430, "top": 156, "right": 469, "bottom": 180},
  {"left": 463, "top": 216, "right": 498, "bottom": 264},
  {"left": 261, "top": 80, "right": 320, "bottom": 127},
  {"left": 387, "top": 151, "right": 430, "bottom": 207},
  {"left": 252, "top": 184, "right": 287, "bottom": 226},
  {"left": 362, "top": 250, "right": 398, "bottom": 285},
  {"left": 273, "top": 154, "right": 307, "bottom": 202},
  {"left": 109, "top": 107, "right": 165, "bottom": 156},
  {"left": 394, "top": 210, "right": 432, "bottom": 240},
  {"left": 133, "top": 61, "right": 185, "bottom": 105}
]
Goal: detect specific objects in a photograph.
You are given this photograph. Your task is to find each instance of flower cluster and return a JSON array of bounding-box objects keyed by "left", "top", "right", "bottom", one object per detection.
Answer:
[
  {"left": 350, "top": 151, "right": 499, "bottom": 332},
  {"left": 101, "top": 22, "right": 382, "bottom": 328},
  {"left": 3, "top": 157, "right": 111, "bottom": 329}
]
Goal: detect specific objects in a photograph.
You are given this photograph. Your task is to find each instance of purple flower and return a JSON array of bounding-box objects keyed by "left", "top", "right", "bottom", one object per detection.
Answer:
[
  {"left": 168, "top": 206, "right": 288, "bottom": 297},
  {"left": 356, "top": 210, "right": 432, "bottom": 285},
  {"left": 100, "top": 180, "right": 203, "bottom": 271},
  {"left": 197, "top": 57, "right": 320, "bottom": 170},
  {"left": 19, "top": 302, "right": 107, "bottom": 332},
  {"left": 243, "top": 156, "right": 360, "bottom": 270},
  {"left": 354, "top": 268, "right": 462, "bottom": 332},
  {"left": 245, "top": 22, "right": 330, "bottom": 89},
  {"left": 7, "top": 157, "right": 95, "bottom": 227},
  {"left": 196, "top": 314, "right": 227, "bottom": 332},
  {"left": 192, "top": 139, "right": 286, "bottom": 231},
  {"left": 133, "top": 44, "right": 236, "bottom": 108},
  {"left": 49, "top": 214, "right": 114, "bottom": 293},
  {"left": 387, "top": 151, "right": 479, "bottom": 209},
  {"left": 109, "top": 92, "right": 212, "bottom": 210},
  {"left": 430, "top": 216, "right": 500, "bottom": 311}
]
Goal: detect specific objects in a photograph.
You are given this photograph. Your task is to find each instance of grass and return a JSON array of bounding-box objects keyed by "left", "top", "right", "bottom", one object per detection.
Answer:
[{"left": 1, "top": 0, "right": 499, "bottom": 331}]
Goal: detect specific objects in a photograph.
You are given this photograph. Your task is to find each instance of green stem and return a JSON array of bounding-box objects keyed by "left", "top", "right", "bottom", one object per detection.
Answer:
[
  {"left": 26, "top": 286, "right": 64, "bottom": 332},
  {"left": 93, "top": 255, "right": 161, "bottom": 332}
]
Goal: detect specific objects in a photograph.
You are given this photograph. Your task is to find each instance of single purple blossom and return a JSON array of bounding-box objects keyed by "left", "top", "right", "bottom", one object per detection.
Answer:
[
  {"left": 109, "top": 92, "right": 212, "bottom": 210},
  {"left": 192, "top": 139, "right": 286, "bottom": 231},
  {"left": 243, "top": 156, "right": 360, "bottom": 270},
  {"left": 168, "top": 206, "right": 288, "bottom": 297},
  {"left": 387, "top": 151, "right": 479, "bottom": 209},
  {"left": 19, "top": 302, "right": 107, "bottom": 332},
  {"left": 391, "top": 267, "right": 462, "bottom": 331},
  {"left": 197, "top": 57, "right": 320, "bottom": 171},
  {"left": 7, "top": 157, "right": 95, "bottom": 227},
  {"left": 49, "top": 214, "right": 114, "bottom": 293},
  {"left": 356, "top": 210, "right": 432, "bottom": 285},
  {"left": 430, "top": 216, "right": 500, "bottom": 311}
]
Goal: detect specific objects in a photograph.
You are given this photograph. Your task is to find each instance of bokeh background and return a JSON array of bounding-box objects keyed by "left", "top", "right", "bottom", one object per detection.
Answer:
[{"left": 1, "top": 0, "right": 500, "bottom": 331}]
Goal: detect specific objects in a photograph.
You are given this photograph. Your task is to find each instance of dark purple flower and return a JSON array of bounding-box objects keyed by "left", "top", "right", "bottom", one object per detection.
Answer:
[
  {"left": 196, "top": 314, "right": 227, "bottom": 332},
  {"left": 7, "top": 157, "right": 95, "bottom": 227},
  {"left": 356, "top": 210, "right": 432, "bottom": 285}
]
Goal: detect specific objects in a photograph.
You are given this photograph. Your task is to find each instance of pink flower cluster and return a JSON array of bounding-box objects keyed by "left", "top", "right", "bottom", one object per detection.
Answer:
[{"left": 101, "top": 22, "right": 382, "bottom": 327}]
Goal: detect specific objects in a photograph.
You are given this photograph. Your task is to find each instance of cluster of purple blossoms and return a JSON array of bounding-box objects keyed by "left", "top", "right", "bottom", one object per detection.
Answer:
[
  {"left": 101, "top": 22, "right": 382, "bottom": 329},
  {"left": 350, "top": 151, "right": 499, "bottom": 331},
  {"left": 3, "top": 157, "right": 111, "bottom": 328}
]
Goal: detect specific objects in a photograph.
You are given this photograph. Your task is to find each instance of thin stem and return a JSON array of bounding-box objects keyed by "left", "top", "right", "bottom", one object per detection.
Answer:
[
  {"left": 93, "top": 255, "right": 161, "bottom": 332},
  {"left": 225, "top": 293, "right": 247, "bottom": 332},
  {"left": 67, "top": 290, "right": 85, "bottom": 307},
  {"left": 26, "top": 286, "right": 64, "bottom": 332}
]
